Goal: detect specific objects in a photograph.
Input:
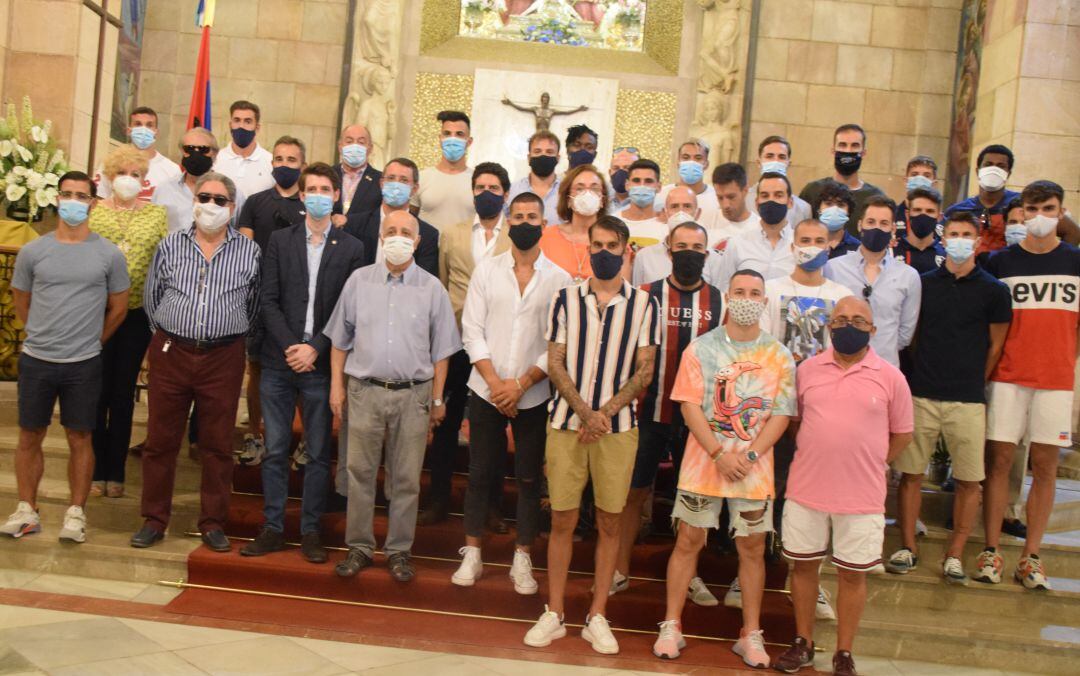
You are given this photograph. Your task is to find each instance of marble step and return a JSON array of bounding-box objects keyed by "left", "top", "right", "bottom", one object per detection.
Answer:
[
  {"left": 886, "top": 479, "right": 1080, "bottom": 534},
  {"left": 883, "top": 527, "right": 1080, "bottom": 578}
]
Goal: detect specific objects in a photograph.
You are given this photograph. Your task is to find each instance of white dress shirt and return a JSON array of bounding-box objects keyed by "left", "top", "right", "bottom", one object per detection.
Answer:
[
  {"left": 462, "top": 251, "right": 572, "bottom": 409},
  {"left": 213, "top": 143, "right": 274, "bottom": 198},
  {"left": 471, "top": 215, "right": 504, "bottom": 263},
  {"left": 715, "top": 223, "right": 795, "bottom": 290}
]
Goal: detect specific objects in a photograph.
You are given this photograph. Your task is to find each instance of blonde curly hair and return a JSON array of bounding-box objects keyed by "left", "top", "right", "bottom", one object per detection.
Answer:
[{"left": 103, "top": 145, "right": 150, "bottom": 181}]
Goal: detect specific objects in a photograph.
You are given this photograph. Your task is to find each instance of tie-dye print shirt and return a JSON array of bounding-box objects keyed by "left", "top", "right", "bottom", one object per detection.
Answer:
[{"left": 670, "top": 327, "right": 796, "bottom": 500}]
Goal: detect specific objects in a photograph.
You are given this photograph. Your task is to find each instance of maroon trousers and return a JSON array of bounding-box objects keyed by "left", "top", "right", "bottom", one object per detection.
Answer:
[{"left": 141, "top": 330, "right": 245, "bottom": 532}]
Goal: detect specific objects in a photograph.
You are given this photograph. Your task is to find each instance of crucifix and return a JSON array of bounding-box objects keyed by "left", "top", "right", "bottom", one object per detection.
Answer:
[{"left": 501, "top": 91, "right": 588, "bottom": 132}]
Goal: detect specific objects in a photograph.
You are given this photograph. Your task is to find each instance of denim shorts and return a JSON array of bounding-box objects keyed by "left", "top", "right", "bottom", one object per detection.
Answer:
[
  {"left": 17, "top": 353, "right": 101, "bottom": 431},
  {"left": 671, "top": 490, "right": 773, "bottom": 537}
]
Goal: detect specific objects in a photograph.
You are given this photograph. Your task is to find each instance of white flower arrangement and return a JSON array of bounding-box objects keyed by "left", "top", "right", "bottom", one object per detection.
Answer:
[{"left": 0, "top": 96, "right": 69, "bottom": 221}]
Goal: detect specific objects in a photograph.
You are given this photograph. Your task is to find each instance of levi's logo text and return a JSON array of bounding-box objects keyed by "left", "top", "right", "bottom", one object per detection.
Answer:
[{"left": 1007, "top": 275, "right": 1078, "bottom": 309}]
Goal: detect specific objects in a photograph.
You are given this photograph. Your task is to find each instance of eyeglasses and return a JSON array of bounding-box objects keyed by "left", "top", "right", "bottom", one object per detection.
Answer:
[
  {"left": 613, "top": 146, "right": 639, "bottom": 155},
  {"left": 830, "top": 317, "right": 872, "bottom": 330},
  {"left": 183, "top": 145, "right": 213, "bottom": 156},
  {"left": 58, "top": 190, "right": 93, "bottom": 202},
  {"left": 862, "top": 284, "right": 873, "bottom": 300},
  {"left": 571, "top": 186, "right": 603, "bottom": 196},
  {"left": 196, "top": 192, "right": 231, "bottom": 207}
]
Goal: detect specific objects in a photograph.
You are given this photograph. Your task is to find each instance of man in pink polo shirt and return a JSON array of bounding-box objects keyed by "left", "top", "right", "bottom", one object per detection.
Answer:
[{"left": 773, "top": 296, "right": 913, "bottom": 676}]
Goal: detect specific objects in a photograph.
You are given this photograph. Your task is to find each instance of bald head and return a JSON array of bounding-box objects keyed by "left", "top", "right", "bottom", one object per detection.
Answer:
[
  {"left": 833, "top": 296, "right": 873, "bottom": 324},
  {"left": 664, "top": 186, "right": 701, "bottom": 226},
  {"left": 339, "top": 124, "right": 372, "bottom": 149},
  {"left": 382, "top": 209, "right": 420, "bottom": 240}
]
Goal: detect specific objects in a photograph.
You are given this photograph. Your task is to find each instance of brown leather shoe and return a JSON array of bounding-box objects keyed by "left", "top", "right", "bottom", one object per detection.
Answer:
[
  {"left": 773, "top": 636, "right": 814, "bottom": 673},
  {"left": 832, "top": 650, "right": 858, "bottom": 676},
  {"left": 335, "top": 548, "right": 372, "bottom": 577},
  {"left": 300, "top": 532, "right": 328, "bottom": 564}
]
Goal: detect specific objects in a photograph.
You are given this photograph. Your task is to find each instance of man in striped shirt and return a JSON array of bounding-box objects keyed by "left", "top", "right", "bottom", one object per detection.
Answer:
[
  {"left": 614, "top": 221, "right": 724, "bottom": 601},
  {"left": 132, "top": 172, "right": 261, "bottom": 553},
  {"left": 524, "top": 216, "right": 660, "bottom": 656}
]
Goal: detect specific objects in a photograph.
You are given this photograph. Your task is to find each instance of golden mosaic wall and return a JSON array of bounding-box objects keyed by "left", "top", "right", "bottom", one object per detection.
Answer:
[
  {"left": 613, "top": 89, "right": 678, "bottom": 185},
  {"left": 407, "top": 73, "right": 476, "bottom": 169}
]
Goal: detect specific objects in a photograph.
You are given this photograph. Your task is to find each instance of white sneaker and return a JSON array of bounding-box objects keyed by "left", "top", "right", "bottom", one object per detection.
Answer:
[
  {"left": 58, "top": 505, "right": 86, "bottom": 544},
  {"left": 653, "top": 619, "right": 686, "bottom": 659},
  {"left": 687, "top": 576, "right": 719, "bottom": 607},
  {"left": 451, "top": 546, "right": 482, "bottom": 586},
  {"left": 509, "top": 549, "right": 538, "bottom": 595},
  {"left": 236, "top": 434, "right": 265, "bottom": 466},
  {"left": 582, "top": 613, "right": 619, "bottom": 655},
  {"left": 0, "top": 501, "right": 40, "bottom": 538},
  {"left": 523, "top": 605, "right": 566, "bottom": 647},
  {"left": 942, "top": 556, "right": 969, "bottom": 586},
  {"left": 724, "top": 577, "right": 742, "bottom": 608},
  {"left": 593, "top": 570, "right": 629, "bottom": 596},
  {"left": 816, "top": 586, "right": 836, "bottom": 621},
  {"left": 915, "top": 518, "right": 928, "bottom": 537}
]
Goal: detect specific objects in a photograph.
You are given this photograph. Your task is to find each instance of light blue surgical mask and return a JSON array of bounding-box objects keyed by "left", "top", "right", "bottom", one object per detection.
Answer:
[
  {"left": 819, "top": 206, "right": 849, "bottom": 232},
  {"left": 129, "top": 126, "right": 156, "bottom": 150},
  {"left": 761, "top": 161, "right": 787, "bottom": 176},
  {"left": 628, "top": 186, "right": 656, "bottom": 209},
  {"left": 57, "top": 199, "right": 89, "bottom": 227},
  {"left": 944, "top": 237, "right": 975, "bottom": 263},
  {"left": 906, "top": 175, "right": 933, "bottom": 192},
  {"left": 441, "top": 137, "right": 467, "bottom": 162},
  {"left": 1005, "top": 223, "right": 1026, "bottom": 246},
  {"left": 304, "top": 193, "right": 333, "bottom": 220},
  {"left": 382, "top": 181, "right": 411, "bottom": 208},
  {"left": 678, "top": 160, "right": 704, "bottom": 185},
  {"left": 341, "top": 143, "right": 367, "bottom": 168}
]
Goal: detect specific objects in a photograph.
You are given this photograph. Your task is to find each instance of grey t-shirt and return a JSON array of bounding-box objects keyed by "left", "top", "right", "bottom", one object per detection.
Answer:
[{"left": 12, "top": 232, "right": 130, "bottom": 363}]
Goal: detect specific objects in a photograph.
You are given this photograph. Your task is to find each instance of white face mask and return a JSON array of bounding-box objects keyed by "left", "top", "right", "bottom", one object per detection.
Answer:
[
  {"left": 112, "top": 174, "right": 142, "bottom": 201},
  {"left": 193, "top": 201, "right": 231, "bottom": 233},
  {"left": 571, "top": 190, "right": 602, "bottom": 217},
  {"left": 666, "top": 210, "right": 695, "bottom": 229},
  {"left": 977, "top": 166, "right": 1008, "bottom": 192},
  {"left": 382, "top": 235, "right": 416, "bottom": 265},
  {"left": 1024, "top": 214, "right": 1058, "bottom": 238}
]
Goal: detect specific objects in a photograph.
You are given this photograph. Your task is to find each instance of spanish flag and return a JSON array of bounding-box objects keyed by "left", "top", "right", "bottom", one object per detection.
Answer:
[{"left": 186, "top": 0, "right": 216, "bottom": 130}]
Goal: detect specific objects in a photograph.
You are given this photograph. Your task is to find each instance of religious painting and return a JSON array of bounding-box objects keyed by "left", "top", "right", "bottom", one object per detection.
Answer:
[
  {"left": 944, "top": 0, "right": 986, "bottom": 205},
  {"left": 109, "top": 0, "right": 149, "bottom": 142},
  {"left": 459, "top": 0, "right": 648, "bottom": 52}
]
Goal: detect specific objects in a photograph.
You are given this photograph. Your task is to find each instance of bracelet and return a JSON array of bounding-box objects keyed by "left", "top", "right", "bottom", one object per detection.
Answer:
[{"left": 514, "top": 377, "right": 525, "bottom": 393}]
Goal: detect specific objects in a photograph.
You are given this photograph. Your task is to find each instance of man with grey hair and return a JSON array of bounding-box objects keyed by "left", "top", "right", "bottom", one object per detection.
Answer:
[
  {"left": 656, "top": 139, "right": 720, "bottom": 229},
  {"left": 132, "top": 171, "right": 261, "bottom": 553},
  {"left": 153, "top": 127, "right": 248, "bottom": 234}
]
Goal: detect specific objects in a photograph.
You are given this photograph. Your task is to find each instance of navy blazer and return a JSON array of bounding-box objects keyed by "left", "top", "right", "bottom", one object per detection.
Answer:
[
  {"left": 332, "top": 163, "right": 383, "bottom": 217},
  {"left": 343, "top": 207, "right": 440, "bottom": 277},
  {"left": 259, "top": 224, "right": 366, "bottom": 373}
]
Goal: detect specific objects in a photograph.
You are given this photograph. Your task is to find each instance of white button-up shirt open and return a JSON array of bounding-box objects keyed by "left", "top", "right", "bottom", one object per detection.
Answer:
[{"left": 461, "top": 250, "right": 573, "bottom": 410}]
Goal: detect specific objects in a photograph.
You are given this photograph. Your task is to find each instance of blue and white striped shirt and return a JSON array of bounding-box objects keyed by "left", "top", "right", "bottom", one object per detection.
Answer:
[
  {"left": 143, "top": 226, "right": 261, "bottom": 340},
  {"left": 547, "top": 280, "right": 660, "bottom": 433}
]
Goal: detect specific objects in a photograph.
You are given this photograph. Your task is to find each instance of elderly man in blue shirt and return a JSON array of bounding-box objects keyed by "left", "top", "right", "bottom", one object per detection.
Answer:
[{"left": 824, "top": 194, "right": 921, "bottom": 368}]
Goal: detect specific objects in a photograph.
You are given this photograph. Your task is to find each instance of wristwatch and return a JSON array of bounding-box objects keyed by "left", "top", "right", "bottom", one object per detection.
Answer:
[
  {"left": 432, "top": 398, "right": 445, "bottom": 407},
  {"left": 746, "top": 450, "right": 759, "bottom": 463}
]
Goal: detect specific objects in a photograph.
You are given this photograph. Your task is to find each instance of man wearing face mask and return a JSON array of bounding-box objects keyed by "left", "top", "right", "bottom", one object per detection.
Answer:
[
  {"left": 891, "top": 187, "right": 946, "bottom": 274},
  {"left": 799, "top": 124, "right": 884, "bottom": 232},
  {"left": 618, "top": 159, "right": 666, "bottom": 250},
  {"left": 508, "top": 131, "right": 562, "bottom": 225},
  {"left": 412, "top": 110, "right": 475, "bottom": 232},
  {"left": 632, "top": 186, "right": 724, "bottom": 286},
  {"left": 712, "top": 162, "right": 761, "bottom": 247},
  {"left": 811, "top": 181, "right": 861, "bottom": 260},
  {"left": 424, "top": 163, "right": 514, "bottom": 528},
  {"left": 565, "top": 124, "right": 599, "bottom": 170},
  {"left": 715, "top": 172, "right": 796, "bottom": 290},
  {"left": 944, "top": 145, "right": 1019, "bottom": 254},
  {"left": 887, "top": 212, "right": 1011, "bottom": 586},
  {"left": 326, "top": 210, "right": 461, "bottom": 584},
  {"left": 331, "top": 124, "right": 382, "bottom": 224},
  {"left": 893, "top": 156, "right": 938, "bottom": 232},
  {"left": 653, "top": 269, "right": 795, "bottom": 665},
  {"left": 239, "top": 163, "right": 365, "bottom": 564},
  {"left": 980, "top": 180, "right": 1080, "bottom": 591},
  {"left": 213, "top": 100, "right": 274, "bottom": 198},
  {"left": 343, "top": 157, "right": 439, "bottom": 276},
  {"left": 775, "top": 297, "right": 913, "bottom": 676},
  {"left": 133, "top": 172, "right": 261, "bottom": 552},
  {"left": 154, "top": 127, "right": 248, "bottom": 234},
  {"left": 744, "top": 136, "right": 811, "bottom": 228},
  {"left": 656, "top": 139, "right": 719, "bottom": 230},
  {"left": 824, "top": 195, "right": 921, "bottom": 368},
  {"left": 607, "top": 146, "right": 639, "bottom": 212},
  {"left": 525, "top": 216, "right": 659, "bottom": 655},
  {"left": 95, "top": 106, "right": 181, "bottom": 200},
  {"left": 451, "top": 192, "right": 572, "bottom": 593},
  {"left": 3, "top": 173, "right": 129, "bottom": 545}
]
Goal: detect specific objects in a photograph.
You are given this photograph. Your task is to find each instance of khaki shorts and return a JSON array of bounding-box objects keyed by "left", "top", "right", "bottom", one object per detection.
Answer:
[
  {"left": 546, "top": 427, "right": 638, "bottom": 513},
  {"left": 893, "top": 397, "right": 986, "bottom": 482}
]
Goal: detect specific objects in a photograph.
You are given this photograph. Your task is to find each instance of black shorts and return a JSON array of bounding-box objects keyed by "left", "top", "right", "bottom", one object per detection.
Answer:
[
  {"left": 630, "top": 419, "right": 688, "bottom": 489},
  {"left": 17, "top": 353, "right": 102, "bottom": 431}
]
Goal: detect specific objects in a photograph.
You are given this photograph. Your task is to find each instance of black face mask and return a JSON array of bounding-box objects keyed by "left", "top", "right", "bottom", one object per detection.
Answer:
[
  {"left": 671, "top": 250, "right": 706, "bottom": 287},
  {"left": 182, "top": 152, "right": 214, "bottom": 177},
  {"left": 529, "top": 155, "right": 559, "bottom": 178},
  {"left": 834, "top": 151, "right": 862, "bottom": 177},
  {"left": 508, "top": 223, "right": 543, "bottom": 251},
  {"left": 271, "top": 165, "right": 300, "bottom": 189},
  {"left": 568, "top": 149, "right": 596, "bottom": 168},
  {"left": 473, "top": 190, "right": 504, "bottom": 220},
  {"left": 231, "top": 127, "right": 256, "bottom": 148},
  {"left": 908, "top": 213, "right": 938, "bottom": 239},
  {"left": 590, "top": 249, "right": 623, "bottom": 280},
  {"left": 758, "top": 200, "right": 789, "bottom": 226},
  {"left": 610, "top": 169, "right": 628, "bottom": 194},
  {"left": 831, "top": 324, "right": 871, "bottom": 355}
]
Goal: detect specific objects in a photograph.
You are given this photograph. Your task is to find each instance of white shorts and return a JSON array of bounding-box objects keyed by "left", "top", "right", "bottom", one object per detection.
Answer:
[
  {"left": 781, "top": 499, "right": 884, "bottom": 572},
  {"left": 986, "top": 382, "right": 1074, "bottom": 447}
]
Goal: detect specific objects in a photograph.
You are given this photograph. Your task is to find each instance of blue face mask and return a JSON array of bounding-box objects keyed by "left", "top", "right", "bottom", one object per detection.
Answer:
[
  {"left": 57, "top": 199, "right": 89, "bottom": 227},
  {"left": 906, "top": 175, "right": 933, "bottom": 192},
  {"left": 678, "top": 161, "right": 704, "bottom": 185},
  {"left": 831, "top": 324, "right": 871, "bottom": 355},
  {"left": 1005, "top": 223, "right": 1026, "bottom": 246},
  {"left": 382, "top": 181, "right": 411, "bottom": 208},
  {"left": 341, "top": 143, "right": 367, "bottom": 168},
  {"left": 441, "top": 137, "right": 467, "bottom": 162},
  {"left": 130, "top": 126, "right": 155, "bottom": 150},
  {"left": 758, "top": 200, "right": 788, "bottom": 226},
  {"left": 819, "top": 206, "right": 849, "bottom": 232},
  {"left": 944, "top": 237, "right": 975, "bottom": 263},
  {"left": 761, "top": 160, "right": 787, "bottom": 176},
  {"left": 628, "top": 186, "right": 656, "bottom": 209},
  {"left": 231, "top": 127, "right": 256, "bottom": 148},
  {"left": 860, "top": 227, "right": 892, "bottom": 253},
  {"left": 590, "top": 249, "right": 623, "bottom": 281},
  {"left": 304, "top": 193, "right": 334, "bottom": 220}
]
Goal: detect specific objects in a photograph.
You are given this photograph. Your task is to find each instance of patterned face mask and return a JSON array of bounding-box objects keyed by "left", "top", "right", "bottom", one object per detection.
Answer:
[{"left": 727, "top": 297, "right": 765, "bottom": 326}]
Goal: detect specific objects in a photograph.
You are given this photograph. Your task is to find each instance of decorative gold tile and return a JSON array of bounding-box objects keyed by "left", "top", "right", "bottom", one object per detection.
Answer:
[
  {"left": 407, "top": 73, "right": 475, "bottom": 169},
  {"left": 613, "top": 89, "right": 677, "bottom": 184}
]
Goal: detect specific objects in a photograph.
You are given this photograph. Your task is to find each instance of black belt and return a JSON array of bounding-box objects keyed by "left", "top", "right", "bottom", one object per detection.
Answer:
[
  {"left": 163, "top": 332, "right": 244, "bottom": 350},
  {"left": 360, "top": 377, "right": 431, "bottom": 391}
]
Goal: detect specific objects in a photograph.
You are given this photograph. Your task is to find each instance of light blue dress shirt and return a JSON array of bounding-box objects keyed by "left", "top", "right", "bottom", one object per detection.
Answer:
[
  {"left": 303, "top": 223, "right": 327, "bottom": 340},
  {"left": 507, "top": 175, "right": 561, "bottom": 225}
]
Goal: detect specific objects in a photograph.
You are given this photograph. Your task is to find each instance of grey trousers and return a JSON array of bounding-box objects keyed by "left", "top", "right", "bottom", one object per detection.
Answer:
[{"left": 344, "top": 378, "right": 432, "bottom": 557}]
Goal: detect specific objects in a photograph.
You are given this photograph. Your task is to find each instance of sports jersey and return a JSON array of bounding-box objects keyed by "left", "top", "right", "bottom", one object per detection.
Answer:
[
  {"left": 892, "top": 236, "right": 945, "bottom": 274},
  {"left": 639, "top": 278, "right": 724, "bottom": 425},
  {"left": 985, "top": 242, "right": 1080, "bottom": 391}
]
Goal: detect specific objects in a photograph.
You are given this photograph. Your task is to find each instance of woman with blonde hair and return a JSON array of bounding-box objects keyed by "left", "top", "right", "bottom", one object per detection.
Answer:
[
  {"left": 89, "top": 145, "right": 168, "bottom": 498},
  {"left": 539, "top": 163, "right": 610, "bottom": 282}
]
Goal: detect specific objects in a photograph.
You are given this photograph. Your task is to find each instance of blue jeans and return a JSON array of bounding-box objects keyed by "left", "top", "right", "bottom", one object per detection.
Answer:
[{"left": 260, "top": 367, "right": 332, "bottom": 534}]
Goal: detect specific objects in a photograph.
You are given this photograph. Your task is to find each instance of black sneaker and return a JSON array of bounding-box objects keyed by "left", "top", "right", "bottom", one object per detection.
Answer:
[
  {"left": 240, "top": 527, "right": 285, "bottom": 557},
  {"left": 300, "top": 532, "right": 328, "bottom": 564},
  {"left": 773, "top": 636, "right": 814, "bottom": 673},
  {"left": 388, "top": 552, "right": 415, "bottom": 582},
  {"left": 832, "top": 650, "right": 858, "bottom": 676},
  {"left": 335, "top": 548, "right": 372, "bottom": 577},
  {"left": 1002, "top": 518, "right": 1027, "bottom": 539}
]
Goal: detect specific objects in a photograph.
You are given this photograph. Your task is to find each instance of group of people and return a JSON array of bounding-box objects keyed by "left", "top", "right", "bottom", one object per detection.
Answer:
[{"left": 3, "top": 99, "right": 1079, "bottom": 676}]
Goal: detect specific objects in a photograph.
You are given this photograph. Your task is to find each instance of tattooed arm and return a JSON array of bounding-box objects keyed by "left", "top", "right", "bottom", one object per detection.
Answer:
[
  {"left": 547, "top": 341, "right": 610, "bottom": 439},
  {"left": 599, "top": 345, "right": 656, "bottom": 421}
]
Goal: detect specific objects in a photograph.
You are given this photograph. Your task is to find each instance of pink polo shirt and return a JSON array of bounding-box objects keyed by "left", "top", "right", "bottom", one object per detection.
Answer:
[{"left": 787, "top": 347, "right": 913, "bottom": 515}]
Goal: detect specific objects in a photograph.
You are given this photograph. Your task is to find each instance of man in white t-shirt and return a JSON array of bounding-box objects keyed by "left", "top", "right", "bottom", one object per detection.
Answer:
[
  {"left": 744, "top": 135, "right": 811, "bottom": 227},
  {"left": 656, "top": 139, "right": 720, "bottom": 230},
  {"left": 712, "top": 162, "right": 761, "bottom": 251},
  {"left": 94, "top": 106, "right": 181, "bottom": 200},
  {"left": 632, "top": 186, "right": 724, "bottom": 286},
  {"left": 619, "top": 159, "right": 667, "bottom": 252},
  {"left": 412, "top": 110, "right": 475, "bottom": 232},
  {"left": 213, "top": 100, "right": 274, "bottom": 198}
]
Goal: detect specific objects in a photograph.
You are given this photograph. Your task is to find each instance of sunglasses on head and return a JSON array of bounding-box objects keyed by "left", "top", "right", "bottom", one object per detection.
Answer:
[
  {"left": 196, "top": 192, "right": 230, "bottom": 207},
  {"left": 613, "top": 146, "right": 639, "bottom": 155},
  {"left": 183, "top": 145, "right": 212, "bottom": 155}
]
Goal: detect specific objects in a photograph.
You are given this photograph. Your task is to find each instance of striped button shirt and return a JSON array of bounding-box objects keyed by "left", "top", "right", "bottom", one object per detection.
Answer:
[
  {"left": 639, "top": 279, "right": 724, "bottom": 425},
  {"left": 547, "top": 280, "right": 660, "bottom": 432},
  {"left": 144, "top": 226, "right": 261, "bottom": 340}
]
